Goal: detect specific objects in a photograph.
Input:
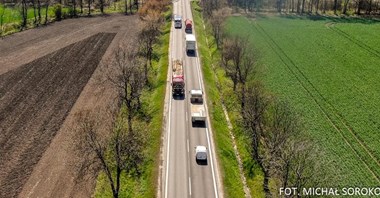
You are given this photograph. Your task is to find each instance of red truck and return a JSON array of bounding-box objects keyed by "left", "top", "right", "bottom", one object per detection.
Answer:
[
  {"left": 185, "top": 19, "right": 192, "bottom": 33},
  {"left": 172, "top": 59, "right": 185, "bottom": 95}
]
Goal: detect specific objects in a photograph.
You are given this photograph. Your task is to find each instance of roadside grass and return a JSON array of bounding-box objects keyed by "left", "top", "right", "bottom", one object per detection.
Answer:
[
  {"left": 94, "top": 8, "right": 172, "bottom": 198},
  {"left": 191, "top": 1, "right": 266, "bottom": 197},
  {"left": 225, "top": 16, "right": 380, "bottom": 187}
]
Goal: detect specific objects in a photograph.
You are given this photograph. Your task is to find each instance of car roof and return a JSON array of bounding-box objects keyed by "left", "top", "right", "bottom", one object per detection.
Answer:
[
  {"left": 185, "top": 34, "right": 196, "bottom": 41},
  {"left": 196, "top": 146, "right": 207, "bottom": 152},
  {"left": 190, "top": 89, "right": 202, "bottom": 95},
  {"left": 174, "top": 15, "right": 182, "bottom": 20}
]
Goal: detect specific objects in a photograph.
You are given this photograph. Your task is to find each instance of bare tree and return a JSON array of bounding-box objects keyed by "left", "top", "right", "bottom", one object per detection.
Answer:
[
  {"left": 210, "top": 8, "right": 230, "bottom": 48},
  {"left": 124, "top": 0, "right": 128, "bottom": 14},
  {"left": 45, "top": 0, "right": 50, "bottom": 24},
  {"left": 243, "top": 82, "right": 269, "bottom": 161},
  {"left": 20, "top": 0, "right": 28, "bottom": 29},
  {"left": 87, "top": 0, "right": 92, "bottom": 16},
  {"left": 79, "top": 0, "right": 84, "bottom": 13},
  {"left": 37, "top": 0, "right": 42, "bottom": 24},
  {"left": 74, "top": 109, "right": 145, "bottom": 198},
  {"left": 342, "top": 0, "right": 349, "bottom": 14},
  {"left": 221, "top": 36, "right": 247, "bottom": 91},
  {"left": 108, "top": 45, "right": 145, "bottom": 132},
  {"left": 99, "top": 0, "right": 105, "bottom": 14},
  {"left": 32, "top": 0, "right": 37, "bottom": 25},
  {"left": 333, "top": 0, "right": 338, "bottom": 14},
  {"left": 138, "top": 10, "right": 162, "bottom": 84},
  {"left": 44, "top": 0, "right": 50, "bottom": 24},
  {"left": 238, "top": 48, "right": 256, "bottom": 111},
  {"left": 72, "top": 0, "right": 77, "bottom": 17}
]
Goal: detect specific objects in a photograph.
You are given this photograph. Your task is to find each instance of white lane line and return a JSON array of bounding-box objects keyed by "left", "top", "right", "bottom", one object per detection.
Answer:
[
  {"left": 187, "top": 139, "right": 190, "bottom": 153},
  {"left": 192, "top": 19, "right": 219, "bottom": 197},
  {"left": 195, "top": 55, "right": 202, "bottom": 89},
  {"left": 189, "top": 177, "right": 192, "bottom": 196},
  {"left": 164, "top": 8, "right": 175, "bottom": 197},
  {"left": 206, "top": 128, "right": 218, "bottom": 198}
]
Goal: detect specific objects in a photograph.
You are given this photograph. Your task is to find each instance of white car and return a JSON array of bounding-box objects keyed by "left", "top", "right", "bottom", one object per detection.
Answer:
[
  {"left": 173, "top": 15, "right": 182, "bottom": 28},
  {"left": 195, "top": 146, "right": 207, "bottom": 161}
]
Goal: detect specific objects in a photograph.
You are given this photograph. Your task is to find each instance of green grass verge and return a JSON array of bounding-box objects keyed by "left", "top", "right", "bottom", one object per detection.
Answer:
[
  {"left": 225, "top": 15, "right": 380, "bottom": 187},
  {"left": 94, "top": 8, "right": 172, "bottom": 198},
  {"left": 191, "top": 2, "right": 265, "bottom": 197}
]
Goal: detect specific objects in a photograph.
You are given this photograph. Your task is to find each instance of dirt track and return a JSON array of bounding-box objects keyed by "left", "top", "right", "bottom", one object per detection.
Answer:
[{"left": 0, "top": 14, "right": 139, "bottom": 197}]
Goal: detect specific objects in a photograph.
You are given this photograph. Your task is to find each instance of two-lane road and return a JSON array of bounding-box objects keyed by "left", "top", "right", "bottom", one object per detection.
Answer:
[{"left": 162, "top": 0, "right": 222, "bottom": 197}]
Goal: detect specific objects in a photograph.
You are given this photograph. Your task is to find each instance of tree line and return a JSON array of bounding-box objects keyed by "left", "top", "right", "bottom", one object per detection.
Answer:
[
  {"left": 200, "top": 2, "right": 329, "bottom": 196},
  {"left": 72, "top": 1, "right": 169, "bottom": 197},
  {"left": 220, "top": 34, "right": 324, "bottom": 197},
  {"left": 201, "top": 0, "right": 380, "bottom": 16},
  {"left": 0, "top": 0, "right": 141, "bottom": 35}
]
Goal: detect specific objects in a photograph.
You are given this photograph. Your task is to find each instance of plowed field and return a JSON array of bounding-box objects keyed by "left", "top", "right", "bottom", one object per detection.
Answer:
[{"left": 0, "top": 14, "right": 139, "bottom": 197}]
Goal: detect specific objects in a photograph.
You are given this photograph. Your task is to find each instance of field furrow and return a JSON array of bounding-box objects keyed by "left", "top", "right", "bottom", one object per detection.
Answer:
[{"left": 0, "top": 33, "right": 115, "bottom": 198}]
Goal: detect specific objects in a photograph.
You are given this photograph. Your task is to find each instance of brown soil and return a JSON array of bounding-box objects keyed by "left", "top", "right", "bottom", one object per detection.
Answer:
[{"left": 0, "top": 14, "right": 139, "bottom": 198}]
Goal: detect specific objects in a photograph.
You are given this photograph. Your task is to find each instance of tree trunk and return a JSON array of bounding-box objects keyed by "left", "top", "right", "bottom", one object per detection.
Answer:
[
  {"left": 262, "top": 166, "right": 271, "bottom": 197},
  {"left": 45, "top": 2, "right": 49, "bottom": 25},
  {"left": 342, "top": 0, "right": 349, "bottom": 14},
  {"left": 33, "top": 0, "right": 37, "bottom": 25},
  {"left": 301, "top": 0, "right": 305, "bottom": 13},
  {"left": 37, "top": 0, "right": 41, "bottom": 24},
  {"left": 88, "top": 0, "right": 91, "bottom": 16},
  {"left": 100, "top": 0, "right": 104, "bottom": 13},
  {"left": 296, "top": 0, "right": 300, "bottom": 12},
  {"left": 125, "top": 0, "right": 128, "bottom": 14},
  {"left": 368, "top": 0, "right": 372, "bottom": 14},
  {"left": 309, "top": 0, "right": 313, "bottom": 13},
  {"left": 334, "top": 0, "right": 338, "bottom": 14},
  {"left": 357, "top": 0, "right": 361, "bottom": 14},
  {"left": 80, "top": 0, "right": 83, "bottom": 13},
  {"left": 129, "top": 0, "right": 132, "bottom": 14},
  {"left": 316, "top": 0, "right": 319, "bottom": 13},
  {"left": 73, "top": 0, "right": 77, "bottom": 17}
]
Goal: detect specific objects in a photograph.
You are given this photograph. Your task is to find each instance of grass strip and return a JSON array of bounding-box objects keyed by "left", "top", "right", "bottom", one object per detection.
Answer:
[
  {"left": 190, "top": 2, "right": 265, "bottom": 197},
  {"left": 94, "top": 8, "right": 172, "bottom": 198}
]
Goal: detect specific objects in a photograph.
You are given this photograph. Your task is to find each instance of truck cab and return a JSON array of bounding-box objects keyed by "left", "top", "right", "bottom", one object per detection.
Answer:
[
  {"left": 173, "top": 15, "right": 182, "bottom": 29},
  {"left": 190, "top": 89, "right": 203, "bottom": 103},
  {"left": 185, "top": 19, "right": 192, "bottom": 33}
]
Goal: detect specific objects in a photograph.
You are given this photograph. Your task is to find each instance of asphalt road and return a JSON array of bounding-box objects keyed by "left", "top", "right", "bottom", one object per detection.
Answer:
[{"left": 162, "top": 0, "right": 222, "bottom": 197}]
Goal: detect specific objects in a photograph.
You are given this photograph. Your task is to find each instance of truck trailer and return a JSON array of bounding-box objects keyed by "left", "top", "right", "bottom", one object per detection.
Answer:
[
  {"left": 185, "top": 34, "right": 196, "bottom": 54},
  {"left": 190, "top": 89, "right": 206, "bottom": 123},
  {"left": 172, "top": 60, "right": 185, "bottom": 96}
]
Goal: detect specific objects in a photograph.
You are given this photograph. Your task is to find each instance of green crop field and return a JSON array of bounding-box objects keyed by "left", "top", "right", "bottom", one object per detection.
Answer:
[{"left": 225, "top": 16, "right": 380, "bottom": 187}]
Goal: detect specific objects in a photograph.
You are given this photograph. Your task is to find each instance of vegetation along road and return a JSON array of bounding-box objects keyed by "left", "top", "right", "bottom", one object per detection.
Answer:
[{"left": 0, "top": 0, "right": 379, "bottom": 196}]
